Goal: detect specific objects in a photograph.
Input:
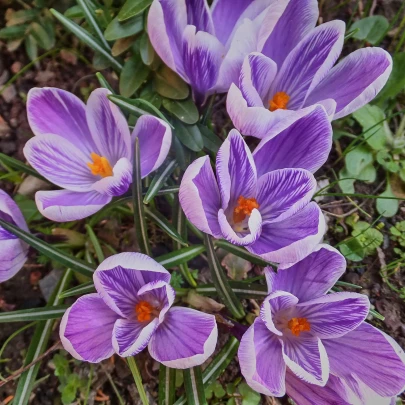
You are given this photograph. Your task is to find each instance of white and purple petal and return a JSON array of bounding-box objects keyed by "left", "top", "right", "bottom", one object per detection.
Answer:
[{"left": 185, "top": 0, "right": 214, "bottom": 34}]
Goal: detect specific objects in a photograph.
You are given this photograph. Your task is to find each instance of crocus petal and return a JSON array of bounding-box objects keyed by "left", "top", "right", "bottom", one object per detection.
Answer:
[
  {"left": 35, "top": 190, "right": 111, "bottom": 222},
  {"left": 253, "top": 105, "right": 332, "bottom": 176},
  {"left": 0, "top": 190, "right": 29, "bottom": 232},
  {"left": 0, "top": 239, "right": 28, "bottom": 283},
  {"left": 113, "top": 318, "right": 159, "bottom": 357},
  {"left": 85, "top": 88, "right": 131, "bottom": 163},
  {"left": 182, "top": 25, "right": 225, "bottom": 103},
  {"left": 256, "top": 168, "right": 316, "bottom": 223},
  {"left": 185, "top": 0, "right": 214, "bottom": 33},
  {"left": 132, "top": 115, "right": 172, "bottom": 178},
  {"left": 27, "top": 87, "right": 96, "bottom": 154},
  {"left": 60, "top": 294, "right": 119, "bottom": 363},
  {"left": 24, "top": 134, "right": 95, "bottom": 192},
  {"left": 323, "top": 323, "right": 405, "bottom": 397},
  {"left": 94, "top": 253, "right": 170, "bottom": 318},
  {"left": 239, "top": 317, "right": 286, "bottom": 396},
  {"left": 179, "top": 156, "right": 222, "bottom": 238},
  {"left": 282, "top": 335, "right": 329, "bottom": 386},
  {"left": 216, "top": 129, "right": 257, "bottom": 209},
  {"left": 265, "top": 244, "right": 346, "bottom": 302},
  {"left": 296, "top": 292, "right": 370, "bottom": 339},
  {"left": 305, "top": 47, "right": 392, "bottom": 119},
  {"left": 148, "top": 307, "right": 217, "bottom": 369},
  {"left": 270, "top": 20, "right": 345, "bottom": 110},
  {"left": 248, "top": 202, "right": 325, "bottom": 264},
  {"left": 259, "top": 0, "right": 318, "bottom": 67},
  {"left": 91, "top": 158, "right": 132, "bottom": 197}
]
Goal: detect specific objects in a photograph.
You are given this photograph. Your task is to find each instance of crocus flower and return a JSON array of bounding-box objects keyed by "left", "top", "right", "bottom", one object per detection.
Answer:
[
  {"left": 24, "top": 88, "right": 171, "bottom": 222},
  {"left": 228, "top": 20, "right": 392, "bottom": 138},
  {"left": 239, "top": 245, "right": 405, "bottom": 401},
  {"left": 0, "top": 190, "right": 29, "bottom": 283},
  {"left": 179, "top": 128, "right": 326, "bottom": 265},
  {"left": 60, "top": 252, "right": 218, "bottom": 367}
]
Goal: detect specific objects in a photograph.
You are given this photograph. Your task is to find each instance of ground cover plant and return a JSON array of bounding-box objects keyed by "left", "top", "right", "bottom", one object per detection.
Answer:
[{"left": 1, "top": 0, "right": 405, "bottom": 404}]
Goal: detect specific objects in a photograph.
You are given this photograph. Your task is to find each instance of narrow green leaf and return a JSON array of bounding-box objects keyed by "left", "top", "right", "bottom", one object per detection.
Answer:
[
  {"left": 196, "top": 281, "right": 267, "bottom": 299},
  {"left": 144, "top": 160, "right": 177, "bottom": 203},
  {"left": 140, "top": 32, "right": 155, "bottom": 66},
  {"left": 174, "top": 120, "right": 204, "bottom": 152},
  {"left": 163, "top": 99, "right": 199, "bottom": 124},
  {"left": 96, "top": 72, "right": 115, "bottom": 93},
  {"left": 198, "top": 124, "right": 222, "bottom": 155},
  {"left": 127, "top": 357, "right": 150, "bottom": 405},
  {"left": 6, "top": 9, "right": 39, "bottom": 25},
  {"left": 0, "top": 305, "right": 68, "bottom": 323},
  {"left": 59, "top": 281, "right": 95, "bottom": 299},
  {"left": 183, "top": 367, "right": 207, "bottom": 405},
  {"left": 118, "top": 0, "right": 153, "bottom": 21},
  {"left": 158, "top": 365, "right": 176, "bottom": 405},
  {"left": 25, "top": 34, "right": 38, "bottom": 61},
  {"left": 50, "top": 9, "right": 122, "bottom": 71},
  {"left": 134, "top": 98, "right": 173, "bottom": 126},
  {"left": 29, "top": 22, "right": 54, "bottom": 51},
  {"left": 104, "top": 14, "right": 143, "bottom": 40},
  {"left": 120, "top": 54, "right": 149, "bottom": 97},
  {"left": 369, "top": 308, "right": 385, "bottom": 321},
  {"left": 156, "top": 245, "right": 205, "bottom": 269},
  {"left": 0, "top": 25, "right": 28, "bottom": 39},
  {"left": 0, "top": 219, "right": 95, "bottom": 278},
  {"left": 154, "top": 66, "right": 189, "bottom": 100},
  {"left": 85, "top": 224, "right": 105, "bottom": 263},
  {"left": 0, "top": 153, "right": 47, "bottom": 182},
  {"left": 64, "top": 5, "right": 85, "bottom": 19},
  {"left": 203, "top": 234, "right": 245, "bottom": 319}
]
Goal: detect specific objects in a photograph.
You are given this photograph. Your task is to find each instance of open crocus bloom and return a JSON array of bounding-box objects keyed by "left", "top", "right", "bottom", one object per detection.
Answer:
[
  {"left": 228, "top": 20, "right": 392, "bottom": 138},
  {"left": 24, "top": 88, "right": 171, "bottom": 222},
  {"left": 0, "top": 190, "right": 29, "bottom": 283},
  {"left": 60, "top": 253, "right": 218, "bottom": 367},
  {"left": 239, "top": 245, "right": 405, "bottom": 401},
  {"left": 179, "top": 129, "right": 325, "bottom": 265}
]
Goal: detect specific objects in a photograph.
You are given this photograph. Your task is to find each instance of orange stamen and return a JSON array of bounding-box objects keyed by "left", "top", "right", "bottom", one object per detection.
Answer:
[
  {"left": 87, "top": 152, "right": 113, "bottom": 178},
  {"left": 269, "top": 92, "right": 290, "bottom": 111},
  {"left": 233, "top": 196, "right": 259, "bottom": 223},
  {"left": 135, "top": 301, "right": 153, "bottom": 322},
  {"left": 287, "top": 317, "right": 311, "bottom": 337}
]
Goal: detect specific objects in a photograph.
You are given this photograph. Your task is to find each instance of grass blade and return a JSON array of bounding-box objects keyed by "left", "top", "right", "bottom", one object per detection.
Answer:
[
  {"left": 127, "top": 356, "right": 149, "bottom": 405},
  {"left": 85, "top": 224, "right": 105, "bottom": 263},
  {"left": 158, "top": 365, "right": 176, "bottom": 405},
  {"left": 144, "top": 160, "right": 177, "bottom": 203},
  {"left": 59, "top": 281, "right": 95, "bottom": 299},
  {"left": 96, "top": 72, "right": 115, "bottom": 93},
  {"left": 0, "top": 153, "right": 47, "bottom": 182},
  {"left": 0, "top": 305, "right": 68, "bottom": 322},
  {"left": 183, "top": 367, "right": 207, "bottom": 405},
  {"left": 155, "top": 245, "right": 205, "bottom": 269},
  {"left": 196, "top": 281, "right": 267, "bottom": 299}
]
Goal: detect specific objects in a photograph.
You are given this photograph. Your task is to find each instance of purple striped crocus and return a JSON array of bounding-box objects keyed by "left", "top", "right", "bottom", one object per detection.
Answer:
[
  {"left": 24, "top": 88, "right": 172, "bottom": 222},
  {"left": 179, "top": 126, "right": 326, "bottom": 265},
  {"left": 228, "top": 21, "right": 392, "bottom": 138},
  {"left": 60, "top": 253, "right": 218, "bottom": 367},
  {"left": 239, "top": 245, "right": 405, "bottom": 402},
  {"left": 0, "top": 190, "right": 29, "bottom": 283}
]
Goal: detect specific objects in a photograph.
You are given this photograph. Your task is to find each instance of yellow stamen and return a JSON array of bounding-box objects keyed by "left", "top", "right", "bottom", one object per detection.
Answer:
[
  {"left": 287, "top": 317, "right": 311, "bottom": 337},
  {"left": 269, "top": 92, "right": 290, "bottom": 112},
  {"left": 233, "top": 196, "right": 259, "bottom": 223},
  {"left": 87, "top": 153, "right": 113, "bottom": 178},
  {"left": 135, "top": 301, "right": 153, "bottom": 322}
]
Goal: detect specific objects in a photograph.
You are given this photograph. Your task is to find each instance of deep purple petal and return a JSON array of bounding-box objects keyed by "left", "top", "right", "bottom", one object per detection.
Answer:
[
  {"left": 253, "top": 105, "right": 332, "bottom": 176},
  {"left": 265, "top": 244, "right": 346, "bottom": 302},
  {"left": 179, "top": 156, "right": 222, "bottom": 238},
  {"left": 35, "top": 190, "right": 111, "bottom": 222},
  {"left": 256, "top": 168, "right": 316, "bottom": 223},
  {"left": 148, "top": 307, "right": 217, "bottom": 368},
  {"left": 323, "top": 323, "right": 405, "bottom": 397},
  {"left": 305, "top": 47, "right": 392, "bottom": 119},
  {"left": 239, "top": 317, "right": 286, "bottom": 396},
  {"left": 132, "top": 115, "right": 172, "bottom": 178},
  {"left": 185, "top": 0, "right": 214, "bottom": 33},
  {"left": 60, "top": 294, "right": 119, "bottom": 363}
]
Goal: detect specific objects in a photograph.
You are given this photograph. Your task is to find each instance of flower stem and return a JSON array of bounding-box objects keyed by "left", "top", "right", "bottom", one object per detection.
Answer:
[{"left": 127, "top": 356, "right": 150, "bottom": 405}]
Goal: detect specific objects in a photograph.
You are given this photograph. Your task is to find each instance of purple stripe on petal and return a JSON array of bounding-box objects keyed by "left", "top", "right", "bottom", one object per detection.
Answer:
[
  {"left": 0, "top": 189, "right": 28, "bottom": 236},
  {"left": 185, "top": 0, "right": 214, "bottom": 34},
  {"left": 148, "top": 307, "right": 217, "bottom": 369},
  {"left": 0, "top": 239, "right": 28, "bottom": 283},
  {"left": 60, "top": 294, "right": 119, "bottom": 363},
  {"left": 35, "top": 190, "right": 111, "bottom": 222}
]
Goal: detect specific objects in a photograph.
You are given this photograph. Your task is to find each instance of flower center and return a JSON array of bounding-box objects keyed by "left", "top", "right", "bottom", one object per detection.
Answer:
[
  {"left": 233, "top": 196, "right": 259, "bottom": 223},
  {"left": 269, "top": 92, "right": 290, "bottom": 112},
  {"left": 135, "top": 301, "right": 155, "bottom": 322},
  {"left": 287, "top": 317, "right": 311, "bottom": 337},
  {"left": 87, "top": 153, "right": 113, "bottom": 178}
]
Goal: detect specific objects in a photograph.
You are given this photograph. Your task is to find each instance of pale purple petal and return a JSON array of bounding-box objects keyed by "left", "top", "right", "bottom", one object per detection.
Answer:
[
  {"left": 248, "top": 202, "right": 326, "bottom": 264},
  {"left": 179, "top": 156, "right": 222, "bottom": 238},
  {"left": 239, "top": 317, "right": 286, "bottom": 396},
  {"left": 270, "top": 21, "right": 345, "bottom": 110},
  {"left": 132, "top": 115, "right": 172, "bottom": 178},
  {"left": 265, "top": 244, "right": 346, "bottom": 302},
  {"left": 148, "top": 307, "right": 217, "bottom": 369},
  {"left": 256, "top": 168, "right": 316, "bottom": 223},
  {"left": 24, "top": 134, "right": 95, "bottom": 192},
  {"left": 305, "top": 47, "right": 392, "bottom": 119},
  {"left": 0, "top": 239, "right": 29, "bottom": 283},
  {"left": 323, "top": 323, "right": 405, "bottom": 397},
  {"left": 0, "top": 190, "right": 28, "bottom": 232},
  {"left": 94, "top": 253, "right": 170, "bottom": 318},
  {"left": 253, "top": 105, "right": 332, "bottom": 176},
  {"left": 185, "top": 0, "right": 214, "bottom": 33},
  {"left": 35, "top": 190, "right": 111, "bottom": 222},
  {"left": 27, "top": 87, "right": 96, "bottom": 154},
  {"left": 86, "top": 88, "right": 131, "bottom": 164},
  {"left": 60, "top": 294, "right": 119, "bottom": 363}
]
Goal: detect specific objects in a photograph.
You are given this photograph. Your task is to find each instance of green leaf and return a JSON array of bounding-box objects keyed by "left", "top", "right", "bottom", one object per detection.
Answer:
[
  {"left": 196, "top": 281, "right": 267, "bottom": 299},
  {"left": 184, "top": 367, "right": 207, "bottom": 405},
  {"left": 198, "top": 124, "right": 222, "bottom": 155},
  {"left": 140, "top": 87, "right": 162, "bottom": 108},
  {"left": 59, "top": 281, "right": 95, "bottom": 299},
  {"left": 14, "top": 194, "right": 42, "bottom": 223},
  {"left": 352, "top": 221, "right": 383, "bottom": 255},
  {"left": 339, "top": 237, "right": 365, "bottom": 262},
  {"left": 345, "top": 145, "right": 374, "bottom": 176},
  {"left": 29, "top": 22, "right": 54, "bottom": 50},
  {"left": 154, "top": 66, "right": 189, "bottom": 100},
  {"left": 158, "top": 365, "right": 176, "bottom": 405},
  {"left": 238, "top": 382, "right": 261, "bottom": 405},
  {"left": 163, "top": 98, "right": 199, "bottom": 124},
  {"left": 96, "top": 72, "right": 115, "bottom": 93},
  {"left": 104, "top": 14, "right": 143, "bottom": 40},
  {"left": 377, "top": 183, "right": 399, "bottom": 218},
  {"left": 0, "top": 153, "right": 47, "bottom": 182},
  {"left": 144, "top": 160, "right": 177, "bottom": 203},
  {"left": 0, "top": 305, "right": 68, "bottom": 323},
  {"left": 6, "top": 9, "right": 39, "bottom": 26},
  {"left": 64, "top": 5, "right": 85, "bottom": 19},
  {"left": 118, "top": 0, "right": 153, "bottom": 21},
  {"left": 0, "top": 24, "right": 28, "bottom": 39},
  {"left": 338, "top": 168, "right": 355, "bottom": 194},
  {"left": 119, "top": 54, "right": 149, "bottom": 97},
  {"left": 140, "top": 32, "right": 155, "bottom": 66},
  {"left": 156, "top": 245, "right": 205, "bottom": 268},
  {"left": 25, "top": 34, "right": 38, "bottom": 61},
  {"left": 174, "top": 120, "right": 204, "bottom": 152},
  {"left": 350, "top": 16, "right": 389, "bottom": 45}
]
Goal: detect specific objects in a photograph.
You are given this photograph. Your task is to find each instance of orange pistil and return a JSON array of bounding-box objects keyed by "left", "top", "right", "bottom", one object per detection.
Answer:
[
  {"left": 233, "top": 196, "right": 259, "bottom": 223},
  {"left": 287, "top": 317, "right": 311, "bottom": 337},
  {"left": 135, "top": 301, "right": 154, "bottom": 322},
  {"left": 269, "top": 92, "right": 290, "bottom": 111},
  {"left": 87, "top": 152, "right": 113, "bottom": 178}
]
